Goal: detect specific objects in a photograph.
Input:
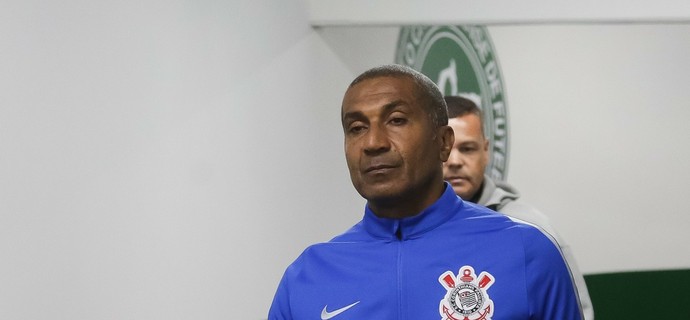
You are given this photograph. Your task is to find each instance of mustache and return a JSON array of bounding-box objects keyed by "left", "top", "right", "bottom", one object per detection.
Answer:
[{"left": 362, "top": 158, "right": 401, "bottom": 173}]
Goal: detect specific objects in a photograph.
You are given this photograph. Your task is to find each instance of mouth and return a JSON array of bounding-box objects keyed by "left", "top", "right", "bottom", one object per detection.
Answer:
[
  {"left": 365, "top": 164, "right": 397, "bottom": 174},
  {"left": 446, "top": 176, "right": 469, "bottom": 185}
]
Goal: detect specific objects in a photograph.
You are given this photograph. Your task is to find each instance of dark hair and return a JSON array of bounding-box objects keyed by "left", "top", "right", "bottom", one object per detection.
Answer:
[
  {"left": 349, "top": 64, "right": 448, "bottom": 128},
  {"left": 444, "top": 95, "right": 486, "bottom": 137}
]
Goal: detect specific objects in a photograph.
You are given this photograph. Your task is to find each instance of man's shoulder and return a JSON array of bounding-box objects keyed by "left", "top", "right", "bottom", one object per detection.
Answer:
[
  {"left": 498, "top": 199, "right": 566, "bottom": 243},
  {"left": 477, "top": 175, "right": 519, "bottom": 209},
  {"left": 283, "top": 239, "right": 361, "bottom": 276},
  {"left": 328, "top": 220, "right": 369, "bottom": 242},
  {"left": 478, "top": 176, "right": 563, "bottom": 241},
  {"left": 447, "top": 200, "right": 546, "bottom": 238},
  {"left": 499, "top": 199, "right": 548, "bottom": 224},
  {"left": 290, "top": 221, "right": 371, "bottom": 262}
]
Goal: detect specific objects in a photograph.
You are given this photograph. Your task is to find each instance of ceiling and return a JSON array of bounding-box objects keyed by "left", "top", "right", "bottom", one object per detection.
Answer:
[{"left": 308, "top": 0, "right": 690, "bottom": 26}]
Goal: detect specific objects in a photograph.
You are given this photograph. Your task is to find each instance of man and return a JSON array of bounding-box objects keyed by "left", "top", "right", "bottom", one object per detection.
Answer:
[
  {"left": 443, "top": 95, "right": 594, "bottom": 319},
  {"left": 268, "top": 65, "right": 582, "bottom": 319}
]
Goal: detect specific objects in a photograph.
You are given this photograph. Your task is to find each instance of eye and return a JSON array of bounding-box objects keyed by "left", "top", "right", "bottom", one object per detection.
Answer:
[
  {"left": 350, "top": 126, "right": 364, "bottom": 134},
  {"left": 347, "top": 122, "right": 367, "bottom": 135},
  {"left": 459, "top": 145, "right": 478, "bottom": 153},
  {"left": 389, "top": 117, "right": 408, "bottom": 126}
]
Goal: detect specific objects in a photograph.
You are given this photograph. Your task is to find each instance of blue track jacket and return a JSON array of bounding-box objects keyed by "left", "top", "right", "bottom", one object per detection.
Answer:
[{"left": 269, "top": 184, "right": 583, "bottom": 319}]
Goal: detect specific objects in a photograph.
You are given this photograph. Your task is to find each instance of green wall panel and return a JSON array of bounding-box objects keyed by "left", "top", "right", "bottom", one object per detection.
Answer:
[{"left": 584, "top": 269, "right": 690, "bottom": 319}]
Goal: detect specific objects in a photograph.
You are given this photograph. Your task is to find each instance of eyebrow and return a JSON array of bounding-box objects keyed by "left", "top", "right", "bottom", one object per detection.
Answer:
[{"left": 342, "top": 99, "right": 407, "bottom": 123}]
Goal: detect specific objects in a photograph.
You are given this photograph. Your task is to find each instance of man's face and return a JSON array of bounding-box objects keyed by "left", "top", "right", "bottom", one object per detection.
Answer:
[
  {"left": 443, "top": 113, "right": 489, "bottom": 200},
  {"left": 341, "top": 76, "right": 449, "bottom": 208}
]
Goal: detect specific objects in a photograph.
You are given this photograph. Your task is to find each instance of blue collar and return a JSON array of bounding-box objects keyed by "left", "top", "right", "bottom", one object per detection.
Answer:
[{"left": 362, "top": 183, "right": 463, "bottom": 240}]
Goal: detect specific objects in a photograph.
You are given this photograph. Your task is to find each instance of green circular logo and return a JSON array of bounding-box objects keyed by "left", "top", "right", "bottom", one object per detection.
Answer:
[{"left": 395, "top": 26, "right": 510, "bottom": 181}]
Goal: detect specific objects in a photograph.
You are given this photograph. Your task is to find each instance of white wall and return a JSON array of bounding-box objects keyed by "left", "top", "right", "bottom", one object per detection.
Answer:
[
  {"left": 489, "top": 24, "right": 690, "bottom": 274},
  {"left": 318, "top": 24, "right": 690, "bottom": 274},
  {"left": 0, "top": 1, "right": 362, "bottom": 319}
]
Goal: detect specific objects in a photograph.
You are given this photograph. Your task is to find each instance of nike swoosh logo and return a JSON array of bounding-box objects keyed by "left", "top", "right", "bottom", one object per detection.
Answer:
[{"left": 321, "top": 301, "right": 360, "bottom": 319}]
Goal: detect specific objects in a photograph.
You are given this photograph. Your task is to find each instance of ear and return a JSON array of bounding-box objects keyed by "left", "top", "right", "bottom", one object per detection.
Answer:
[
  {"left": 482, "top": 136, "right": 490, "bottom": 162},
  {"left": 438, "top": 125, "right": 454, "bottom": 162}
]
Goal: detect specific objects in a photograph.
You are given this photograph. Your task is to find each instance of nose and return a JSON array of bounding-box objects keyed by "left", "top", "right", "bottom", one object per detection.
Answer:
[
  {"left": 363, "top": 124, "right": 390, "bottom": 155},
  {"left": 446, "top": 148, "right": 463, "bottom": 168}
]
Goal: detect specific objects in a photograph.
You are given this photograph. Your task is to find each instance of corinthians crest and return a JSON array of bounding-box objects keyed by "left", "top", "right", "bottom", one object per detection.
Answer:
[{"left": 438, "top": 266, "right": 495, "bottom": 320}]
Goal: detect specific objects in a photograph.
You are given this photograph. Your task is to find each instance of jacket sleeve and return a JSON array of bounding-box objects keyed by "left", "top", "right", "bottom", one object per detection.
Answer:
[
  {"left": 268, "top": 271, "right": 292, "bottom": 320},
  {"left": 521, "top": 226, "right": 583, "bottom": 320},
  {"left": 502, "top": 201, "right": 594, "bottom": 319},
  {"left": 560, "top": 244, "right": 594, "bottom": 320}
]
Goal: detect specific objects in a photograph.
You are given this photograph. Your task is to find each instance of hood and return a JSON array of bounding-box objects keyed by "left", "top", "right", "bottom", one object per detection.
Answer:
[{"left": 476, "top": 174, "right": 520, "bottom": 211}]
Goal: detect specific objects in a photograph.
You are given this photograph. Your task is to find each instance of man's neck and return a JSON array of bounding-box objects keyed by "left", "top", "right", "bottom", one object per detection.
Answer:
[
  {"left": 468, "top": 180, "right": 485, "bottom": 204},
  {"left": 368, "top": 183, "right": 446, "bottom": 219}
]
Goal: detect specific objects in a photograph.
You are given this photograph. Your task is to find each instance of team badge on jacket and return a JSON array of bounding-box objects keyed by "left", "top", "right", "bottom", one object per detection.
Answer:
[{"left": 438, "top": 266, "right": 495, "bottom": 320}]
